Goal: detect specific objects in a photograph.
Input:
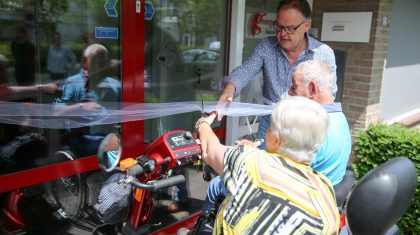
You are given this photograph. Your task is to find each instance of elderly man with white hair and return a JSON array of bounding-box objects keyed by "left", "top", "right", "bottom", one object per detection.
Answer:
[
  {"left": 288, "top": 60, "right": 353, "bottom": 206},
  {"left": 195, "top": 96, "right": 340, "bottom": 234},
  {"left": 53, "top": 43, "right": 121, "bottom": 156}
]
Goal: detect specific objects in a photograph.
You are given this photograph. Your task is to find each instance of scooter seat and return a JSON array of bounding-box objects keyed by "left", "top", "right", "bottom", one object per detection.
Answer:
[{"left": 345, "top": 157, "right": 417, "bottom": 235}]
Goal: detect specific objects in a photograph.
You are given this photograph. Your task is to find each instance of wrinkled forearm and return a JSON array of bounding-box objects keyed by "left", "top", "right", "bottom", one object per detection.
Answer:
[{"left": 197, "top": 122, "right": 226, "bottom": 176}]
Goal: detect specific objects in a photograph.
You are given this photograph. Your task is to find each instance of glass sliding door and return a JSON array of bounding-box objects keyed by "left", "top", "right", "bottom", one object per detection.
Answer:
[
  {"left": 144, "top": 0, "right": 228, "bottom": 142},
  {"left": 142, "top": 0, "right": 229, "bottom": 231}
]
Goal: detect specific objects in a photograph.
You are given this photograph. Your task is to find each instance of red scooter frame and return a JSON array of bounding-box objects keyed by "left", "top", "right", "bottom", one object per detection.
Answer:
[{"left": 97, "top": 129, "right": 204, "bottom": 235}]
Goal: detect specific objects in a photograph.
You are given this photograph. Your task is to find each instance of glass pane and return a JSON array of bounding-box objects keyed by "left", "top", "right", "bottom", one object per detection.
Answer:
[
  {"left": 0, "top": 162, "right": 128, "bottom": 233},
  {"left": 144, "top": 0, "right": 226, "bottom": 142},
  {"left": 0, "top": 0, "right": 122, "bottom": 175},
  {"left": 143, "top": 0, "right": 228, "bottom": 230},
  {"left": 237, "top": 0, "right": 278, "bottom": 140}
]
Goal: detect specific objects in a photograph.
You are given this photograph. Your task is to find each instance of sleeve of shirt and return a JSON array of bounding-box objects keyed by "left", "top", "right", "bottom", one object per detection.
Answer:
[
  {"left": 0, "top": 85, "right": 11, "bottom": 101},
  {"left": 219, "top": 39, "right": 267, "bottom": 97},
  {"left": 53, "top": 80, "right": 74, "bottom": 108},
  {"left": 222, "top": 145, "right": 249, "bottom": 193}
]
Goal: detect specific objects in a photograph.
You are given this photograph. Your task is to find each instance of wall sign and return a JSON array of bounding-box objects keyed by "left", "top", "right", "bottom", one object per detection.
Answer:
[
  {"left": 104, "top": 0, "right": 118, "bottom": 18},
  {"left": 145, "top": 1, "right": 155, "bottom": 20},
  {"left": 95, "top": 27, "right": 119, "bottom": 39},
  {"left": 321, "top": 12, "right": 373, "bottom": 43}
]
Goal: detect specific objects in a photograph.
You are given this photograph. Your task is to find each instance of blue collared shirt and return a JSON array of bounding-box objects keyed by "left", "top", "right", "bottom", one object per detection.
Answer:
[
  {"left": 54, "top": 72, "right": 121, "bottom": 106},
  {"left": 311, "top": 103, "right": 352, "bottom": 185},
  {"left": 220, "top": 35, "right": 337, "bottom": 104}
]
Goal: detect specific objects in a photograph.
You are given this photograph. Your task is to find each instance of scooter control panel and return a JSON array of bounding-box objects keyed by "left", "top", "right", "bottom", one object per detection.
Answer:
[
  {"left": 166, "top": 131, "right": 201, "bottom": 165},
  {"left": 145, "top": 130, "right": 201, "bottom": 168},
  {"left": 167, "top": 131, "right": 196, "bottom": 150}
]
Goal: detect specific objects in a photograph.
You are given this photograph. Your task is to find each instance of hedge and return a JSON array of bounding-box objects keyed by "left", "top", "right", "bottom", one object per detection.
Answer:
[{"left": 353, "top": 123, "right": 420, "bottom": 233}]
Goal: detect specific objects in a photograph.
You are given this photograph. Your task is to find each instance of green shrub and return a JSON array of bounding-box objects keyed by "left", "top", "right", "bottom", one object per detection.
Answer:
[
  {"left": 68, "top": 42, "right": 84, "bottom": 62},
  {"left": 353, "top": 123, "right": 420, "bottom": 233},
  {"left": 0, "top": 41, "right": 12, "bottom": 61}
]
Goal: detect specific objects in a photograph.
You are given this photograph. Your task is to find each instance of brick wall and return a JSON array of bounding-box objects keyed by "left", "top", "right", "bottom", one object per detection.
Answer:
[{"left": 312, "top": 0, "right": 393, "bottom": 133}]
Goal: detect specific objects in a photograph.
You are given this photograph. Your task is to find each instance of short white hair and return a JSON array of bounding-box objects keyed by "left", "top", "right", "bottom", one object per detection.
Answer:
[
  {"left": 270, "top": 96, "right": 329, "bottom": 164},
  {"left": 297, "top": 60, "right": 336, "bottom": 93},
  {"left": 84, "top": 43, "right": 110, "bottom": 74}
]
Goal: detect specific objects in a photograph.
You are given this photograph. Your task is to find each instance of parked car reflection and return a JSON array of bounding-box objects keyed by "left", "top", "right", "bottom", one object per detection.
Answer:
[
  {"left": 182, "top": 49, "right": 219, "bottom": 63},
  {"left": 182, "top": 49, "right": 220, "bottom": 91}
]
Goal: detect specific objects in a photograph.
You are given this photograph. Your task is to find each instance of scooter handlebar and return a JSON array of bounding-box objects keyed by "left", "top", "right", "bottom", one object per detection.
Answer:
[
  {"left": 130, "top": 175, "right": 185, "bottom": 192},
  {"left": 150, "top": 175, "right": 185, "bottom": 191},
  {"left": 127, "top": 164, "right": 144, "bottom": 176}
]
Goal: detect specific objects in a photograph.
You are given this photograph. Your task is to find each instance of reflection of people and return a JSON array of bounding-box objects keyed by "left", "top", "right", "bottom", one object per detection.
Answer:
[
  {"left": 218, "top": 0, "right": 336, "bottom": 148},
  {"left": 0, "top": 54, "right": 58, "bottom": 101},
  {"left": 0, "top": 84, "right": 58, "bottom": 101},
  {"left": 0, "top": 55, "right": 57, "bottom": 174},
  {"left": 47, "top": 32, "right": 77, "bottom": 81},
  {"left": 11, "top": 26, "right": 36, "bottom": 86},
  {"left": 54, "top": 43, "right": 120, "bottom": 114},
  {"left": 196, "top": 96, "right": 339, "bottom": 234},
  {"left": 288, "top": 60, "right": 353, "bottom": 206},
  {"left": 54, "top": 43, "right": 120, "bottom": 156}
]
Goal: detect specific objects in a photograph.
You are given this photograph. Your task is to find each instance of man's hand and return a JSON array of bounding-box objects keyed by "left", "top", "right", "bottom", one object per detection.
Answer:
[
  {"left": 78, "top": 102, "right": 102, "bottom": 111},
  {"left": 234, "top": 139, "right": 254, "bottom": 146},
  {"left": 217, "top": 83, "right": 235, "bottom": 121},
  {"left": 38, "top": 82, "right": 59, "bottom": 94},
  {"left": 234, "top": 139, "right": 263, "bottom": 148}
]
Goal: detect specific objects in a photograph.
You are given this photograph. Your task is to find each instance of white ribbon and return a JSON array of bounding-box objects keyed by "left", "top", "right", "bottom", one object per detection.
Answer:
[{"left": 0, "top": 101, "right": 273, "bottom": 129}]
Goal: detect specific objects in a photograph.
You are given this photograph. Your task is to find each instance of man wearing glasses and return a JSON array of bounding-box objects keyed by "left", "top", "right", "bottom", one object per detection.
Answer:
[{"left": 218, "top": 0, "right": 337, "bottom": 148}]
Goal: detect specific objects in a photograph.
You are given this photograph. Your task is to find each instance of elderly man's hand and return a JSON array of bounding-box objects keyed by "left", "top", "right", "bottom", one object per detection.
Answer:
[
  {"left": 38, "top": 83, "right": 59, "bottom": 94},
  {"left": 235, "top": 139, "right": 263, "bottom": 148},
  {"left": 79, "top": 102, "right": 102, "bottom": 111},
  {"left": 216, "top": 83, "right": 235, "bottom": 121}
]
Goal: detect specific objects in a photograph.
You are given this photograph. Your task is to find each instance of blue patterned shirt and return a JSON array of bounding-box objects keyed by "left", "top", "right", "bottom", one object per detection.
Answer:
[
  {"left": 220, "top": 35, "right": 336, "bottom": 104},
  {"left": 54, "top": 72, "right": 121, "bottom": 106}
]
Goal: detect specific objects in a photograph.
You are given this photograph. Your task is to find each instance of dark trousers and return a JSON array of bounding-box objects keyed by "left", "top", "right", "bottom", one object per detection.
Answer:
[{"left": 334, "top": 167, "right": 355, "bottom": 207}]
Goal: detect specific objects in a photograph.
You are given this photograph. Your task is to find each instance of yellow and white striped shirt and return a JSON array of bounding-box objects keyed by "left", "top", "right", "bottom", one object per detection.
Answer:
[{"left": 214, "top": 145, "right": 339, "bottom": 235}]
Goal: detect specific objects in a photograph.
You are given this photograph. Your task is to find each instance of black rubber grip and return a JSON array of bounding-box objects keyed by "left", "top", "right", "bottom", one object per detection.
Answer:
[
  {"left": 127, "top": 165, "right": 144, "bottom": 176},
  {"left": 151, "top": 175, "right": 185, "bottom": 191}
]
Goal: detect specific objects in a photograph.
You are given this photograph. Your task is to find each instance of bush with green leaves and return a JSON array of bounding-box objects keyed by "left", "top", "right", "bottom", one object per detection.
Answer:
[{"left": 353, "top": 123, "right": 420, "bottom": 233}]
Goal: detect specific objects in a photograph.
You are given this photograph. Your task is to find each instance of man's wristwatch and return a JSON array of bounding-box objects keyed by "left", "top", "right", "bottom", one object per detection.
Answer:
[{"left": 194, "top": 120, "right": 210, "bottom": 131}]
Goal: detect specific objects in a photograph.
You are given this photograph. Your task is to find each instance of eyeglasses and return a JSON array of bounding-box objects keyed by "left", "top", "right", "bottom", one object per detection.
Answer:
[{"left": 272, "top": 21, "right": 306, "bottom": 34}]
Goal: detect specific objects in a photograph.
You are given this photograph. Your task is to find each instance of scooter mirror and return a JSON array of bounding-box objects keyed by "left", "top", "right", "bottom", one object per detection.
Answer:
[{"left": 97, "top": 133, "right": 122, "bottom": 172}]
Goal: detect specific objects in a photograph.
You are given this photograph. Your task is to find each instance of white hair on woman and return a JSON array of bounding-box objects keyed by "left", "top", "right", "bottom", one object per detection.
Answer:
[
  {"left": 298, "top": 60, "right": 336, "bottom": 93},
  {"left": 269, "top": 96, "right": 329, "bottom": 164}
]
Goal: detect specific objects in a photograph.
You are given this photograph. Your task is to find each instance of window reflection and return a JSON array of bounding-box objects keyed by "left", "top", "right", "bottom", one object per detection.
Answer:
[
  {"left": 144, "top": 0, "right": 226, "bottom": 142},
  {"left": 142, "top": 0, "right": 227, "bottom": 229},
  {"left": 0, "top": 0, "right": 122, "bottom": 175}
]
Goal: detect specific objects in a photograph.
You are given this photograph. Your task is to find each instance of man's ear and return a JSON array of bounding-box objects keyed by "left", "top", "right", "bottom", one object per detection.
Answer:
[
  {"left": 308, "top": 81, "right": 317, "bottom": 99},
  {"left": 304, "top": 19, "right": 312, "bottom": 32},
  {"left": 272, "top": 133, "right": 281, "bottom": 149}
]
